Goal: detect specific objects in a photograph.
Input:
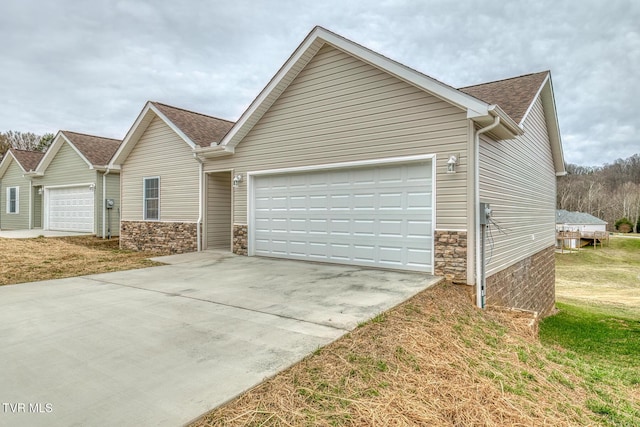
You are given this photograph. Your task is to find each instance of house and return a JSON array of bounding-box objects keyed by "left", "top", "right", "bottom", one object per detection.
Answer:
[
  {"left": 556, "top": 209, "right": 607, "bottom": 233},
  {"left": 30, "top": 131, "right": 122, "bottom": 237},
  {"left": 111, "top": 27, "right": 565, "bottom": 316},
  {"left": 0, "top": 148, "right": 45, "bottom": 230},
  {"left": 556, "top": 209, "right": 608, "bottom": 248},
  {"left": 110, "top": 101, "right": 234, "bottom": 252}
]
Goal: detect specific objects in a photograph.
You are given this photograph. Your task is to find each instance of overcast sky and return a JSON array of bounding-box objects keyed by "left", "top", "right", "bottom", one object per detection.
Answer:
[{"left": 1, "top": 0, "right": 638, "bottom": 166}]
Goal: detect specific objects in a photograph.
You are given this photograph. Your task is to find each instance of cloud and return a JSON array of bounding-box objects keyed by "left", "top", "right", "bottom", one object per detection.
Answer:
[{"left": 0, "top": 0, "right": 638, "bottom": 166}]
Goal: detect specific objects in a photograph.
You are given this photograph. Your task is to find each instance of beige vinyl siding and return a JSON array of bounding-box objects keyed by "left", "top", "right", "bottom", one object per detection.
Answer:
[
  {"left": 105, "top": 173, "right": 120, "bottom": 236},
  {"left": 206, "top": 173, "right": 231, "bottom": 249},
  {"left": 34, "top": 142, "right": 97, "bottom": 232},
  {"left": 0, "top": 161, "right": 30, "bottom": 229},
  {"left": 204, "top": 44, "right": 469, "bottom": 229},
  {"left": 479, "top": 96, "right": 556, "bottom": 276},
  {"left": 37, "top": 142, "right": 95, "bottom": 187},
  {"left": 121, "top": 116, "right": 199, "bottom": 222}
]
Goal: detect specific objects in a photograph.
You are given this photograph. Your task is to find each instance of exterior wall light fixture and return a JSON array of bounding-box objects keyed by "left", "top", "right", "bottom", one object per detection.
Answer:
[
  {"left": 233, "top": 174, "right": 243, "bottom": 188},
  {"left": 447, "top": 155, "right": 458, "bottom": 174}
]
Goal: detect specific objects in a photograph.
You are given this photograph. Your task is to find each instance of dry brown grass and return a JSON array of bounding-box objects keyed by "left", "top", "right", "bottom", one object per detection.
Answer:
[
  {"left": 191, "top": 283, "right": 615, "bottom": 427},
  {"left": 0, "top": 236, "right": 161, "bottom": 286}
]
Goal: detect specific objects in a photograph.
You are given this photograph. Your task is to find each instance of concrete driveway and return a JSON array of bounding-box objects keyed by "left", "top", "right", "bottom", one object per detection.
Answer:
[{"left": 0, "top": 251, "right": 440, "bottom": 427}]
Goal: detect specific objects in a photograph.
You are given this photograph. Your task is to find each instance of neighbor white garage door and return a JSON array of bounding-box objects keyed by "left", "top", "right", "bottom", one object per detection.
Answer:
[
  {"left": 252, "top": 160, "right": 433, "bottom": 272},
  {"left": 47, "top": 186, "right": 94, "bottom": 232}
]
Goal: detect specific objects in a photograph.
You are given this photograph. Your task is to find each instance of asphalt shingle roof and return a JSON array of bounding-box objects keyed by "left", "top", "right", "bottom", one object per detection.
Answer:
[
  {"left": 556, "top": 209, "right": 607, "bottom": 225},
  {"left": 10, "top": 148, "right": 45, "bottom": 172},
  {"left": 459, "top": 71, "right": 549, "bottom": 124},
  {"left": 61, "top": 131, "right": 122, "bottom": 166},
  {"left": 151, "top": 102, "right": 235, "bottom": 148}
]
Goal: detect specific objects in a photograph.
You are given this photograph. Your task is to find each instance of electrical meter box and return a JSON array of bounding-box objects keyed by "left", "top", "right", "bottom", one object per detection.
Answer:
[
  {"left": 106, "top": 199, "right": 115, "bottom": 209},
  {"left": 479, "top": 202, "right": 491, "bottom": 225}
]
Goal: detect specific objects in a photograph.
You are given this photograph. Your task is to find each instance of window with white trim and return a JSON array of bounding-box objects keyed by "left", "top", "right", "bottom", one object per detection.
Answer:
[
  {"left": 6, "top": 186, "right": 19, "bottom": 214},
  {"left": 143, "top": 177, "right": 159, "bottom": 220}
]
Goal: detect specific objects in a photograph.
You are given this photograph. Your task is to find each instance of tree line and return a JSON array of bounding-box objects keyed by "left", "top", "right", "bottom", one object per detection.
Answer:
[
  {"left": 557, "top": 154, "right": 640, "bottom": 232},
  {"left": 0, "top": 130, "right": 55, "bottom": 159}
]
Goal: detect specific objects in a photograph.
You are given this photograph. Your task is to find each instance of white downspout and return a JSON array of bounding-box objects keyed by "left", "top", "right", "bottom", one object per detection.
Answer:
[
  {"left": 194, "top": 154, "right": 204, "bottom": 252},
  {"left": 475, "top": 115, "right": 500, "bottom": 308},
  {"left": 102, "top": 169, "right": 110, "bottom": 239}
]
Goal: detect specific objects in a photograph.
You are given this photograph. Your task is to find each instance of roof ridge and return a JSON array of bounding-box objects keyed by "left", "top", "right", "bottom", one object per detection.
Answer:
[
  {"left": 151, "top": 101, "right": 234, "bottom": 124},
  {"left": 458, "top": 70, "right": 549, "bottom": 89},
  {"left": 61, "top": 130, "right": 121, "bottom": 142},
  {"left": 11, "top": 147, "right": 44, "bottom": 153}
]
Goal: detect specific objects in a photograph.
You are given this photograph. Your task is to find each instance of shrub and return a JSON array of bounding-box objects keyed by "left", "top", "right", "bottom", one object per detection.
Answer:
[{"left": 614, "top": 218, "right": 633, "bottom": 233}]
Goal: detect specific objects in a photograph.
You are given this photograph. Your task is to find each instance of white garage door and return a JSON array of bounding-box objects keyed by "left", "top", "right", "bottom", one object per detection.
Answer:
[
  {"left": 252, "top": 161, "right": 433, "bottom": 272},
  {"left": 48, "top": 186, "right": 94, "bottom": 232}
]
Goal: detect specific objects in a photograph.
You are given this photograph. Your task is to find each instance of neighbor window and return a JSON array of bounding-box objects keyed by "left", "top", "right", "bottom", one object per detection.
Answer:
[
  {"left": 6, "top": 186, "right": 19, "bottom": 214},
  {"left": 143, "top": 177, "right": 159, "bottom": 220}
]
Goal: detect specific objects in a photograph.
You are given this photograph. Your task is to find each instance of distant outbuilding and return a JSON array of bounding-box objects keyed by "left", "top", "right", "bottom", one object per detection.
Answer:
[
  {"left": 556, "top": 209, "right": 608, "bottom": 250},
  {"left": 556, "top": 209, "right": 608, "bottom": 233}
]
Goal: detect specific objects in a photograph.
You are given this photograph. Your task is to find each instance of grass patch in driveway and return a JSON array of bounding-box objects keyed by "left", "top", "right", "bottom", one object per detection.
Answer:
[{"left": 0, "top": 236, "right": 162, "bottom": 286}]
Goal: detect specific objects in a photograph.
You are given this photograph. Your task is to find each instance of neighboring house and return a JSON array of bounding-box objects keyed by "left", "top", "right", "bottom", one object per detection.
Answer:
[
  {"left": 112, "top": 27, "right": 565, "bottom": 316},
  {"left": 556, "top": 209, "right": 608, "bottom": 249},
  {"left": 556, "top": 209, "right": 607, "bottom": 233},
  {"left": 0, "top": 148, "right": 45, "bottom": 230},
  {"left": 110, "top": 101, "right": 234, "bottom": 252},
  {"left": 31, "top": 131, "right": 122, "bottom": 237}
]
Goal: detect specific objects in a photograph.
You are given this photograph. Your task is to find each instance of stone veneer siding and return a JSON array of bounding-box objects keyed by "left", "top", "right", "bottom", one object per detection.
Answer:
[
  {"left": 485, "top": 245, "right": 555, "bottom": 317},
  {"left": 233, "top": 224, "right": 248, "bottom": 255},
  {"left": 434, "top": 230, "right": 467, "bottom": 283},
  {"left": 120, "top": 221, "right": 197, "bottom": 254}
]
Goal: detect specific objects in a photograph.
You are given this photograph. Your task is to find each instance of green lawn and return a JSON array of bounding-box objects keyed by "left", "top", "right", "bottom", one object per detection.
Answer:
[{"left": 539, "top": 236, "right": 640, "bottom": 426}]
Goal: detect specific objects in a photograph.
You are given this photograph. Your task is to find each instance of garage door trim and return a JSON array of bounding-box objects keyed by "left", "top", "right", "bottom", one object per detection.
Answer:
[
  {"left": 44, "top": 183, "right": 96, "bottom": 233},
  {"left": 247, "top": 154, "right": 436, "bottom": 272}
]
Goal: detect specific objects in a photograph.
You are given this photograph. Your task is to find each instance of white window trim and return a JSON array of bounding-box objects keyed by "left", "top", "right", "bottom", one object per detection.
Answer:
[
  {"left": 143, "top": 176, "right": 160, "bottom": 221},
  {"left": 6, "top": 186, "right": 19, "bottom": 214}
]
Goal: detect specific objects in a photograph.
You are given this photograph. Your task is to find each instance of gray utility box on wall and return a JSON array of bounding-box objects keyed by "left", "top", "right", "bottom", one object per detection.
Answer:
[{"left": 479, "top": 202, "right": 491, "bottom": 225}]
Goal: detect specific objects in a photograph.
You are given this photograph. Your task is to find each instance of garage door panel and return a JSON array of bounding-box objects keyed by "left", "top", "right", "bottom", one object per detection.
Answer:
[
  {"left": 253, "top": 161, "right": 433, "bottom": 272},
  {"left": 48, "top": 186, "right": 94, "bottom": 233}
]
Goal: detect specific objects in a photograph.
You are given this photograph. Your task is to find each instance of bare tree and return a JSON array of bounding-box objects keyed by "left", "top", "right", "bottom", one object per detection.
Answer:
[
  {"left": 0, "top": 131, "right": 55, "bottom": 158},
  {"left": 557, "top": 154, "right": 640, "bottom": 231}
]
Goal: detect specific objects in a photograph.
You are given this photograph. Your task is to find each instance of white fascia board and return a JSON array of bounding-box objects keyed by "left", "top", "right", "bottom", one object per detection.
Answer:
[
  {"left": 519, "top": 73, "right": 549, "bottom": 125},
  {"left": 35, "top": 131, "right": 67, "bottom": 174},
  {"left": 220, "top": 26, "right": 490, "bottom": 149},
  {"left": 110, "top": 102, "right": 197, "bottom": 167},
  {"left": 488, "top": 105, "right": 524, "bottom": 136},
  {"left": 317, "top": 28, "right": 490, "bottom": 115},
  {"left": 110, "top": 102, "right": 153, "bottom": 167},
  {"left": 149, "top": 104, "right": 197, "bottom": 150},
  {"left": 220, "top": 28, "right": 325, "bottom": 148},
  {"left": 0, "top": 151, "right": 25, "bottom": 176},
  {"left": 193, "top": 145, "right": 234, "bottom": 159},
  {"left": 60, "top": 133, "right": 94, "bottom": 168},
  {"left": 94, "top": 165, "right": 121, "bottom": 173},
  {"left": 542, "top": 78, "right": 566, "bottom": 175}
]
